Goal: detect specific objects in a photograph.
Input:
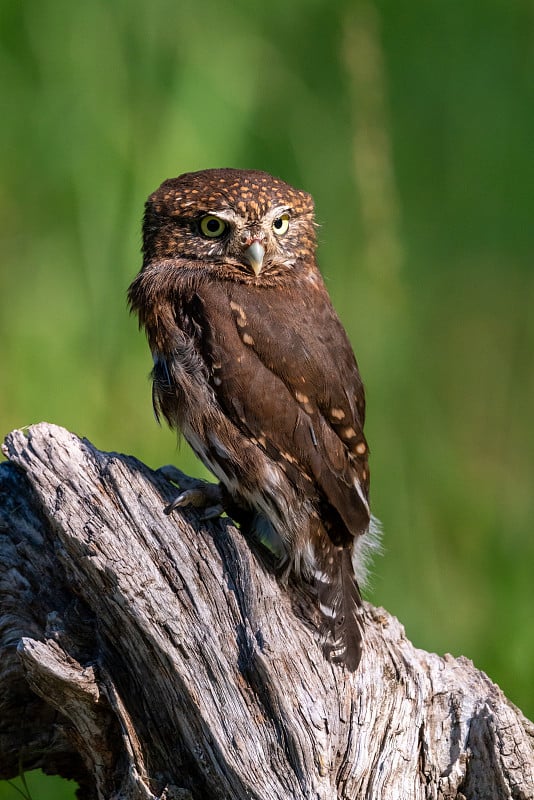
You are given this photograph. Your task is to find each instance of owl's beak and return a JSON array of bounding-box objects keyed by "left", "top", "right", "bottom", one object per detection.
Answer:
[{"left": 244, "top": 240, "right": 265, "bottom": 276}]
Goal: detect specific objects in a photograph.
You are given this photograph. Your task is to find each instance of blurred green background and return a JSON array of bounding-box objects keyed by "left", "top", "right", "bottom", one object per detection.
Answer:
[{"left": 1, "top": 0, "right": 533, "bottom": 795}]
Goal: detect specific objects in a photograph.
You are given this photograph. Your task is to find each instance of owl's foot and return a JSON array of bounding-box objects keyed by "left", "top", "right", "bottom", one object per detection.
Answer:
[{"left": 157, "top": 465, "right": 224, "bottom": 519}]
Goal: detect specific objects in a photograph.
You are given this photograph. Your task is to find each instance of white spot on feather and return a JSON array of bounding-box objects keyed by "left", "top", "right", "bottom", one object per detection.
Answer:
[
  {"left": 353, "top": 477, "right": 370, "bottom": 514},
  {"left": 313, "top": 569, "right": 330, "bottom": 584},
  {"left": 319, "top": 602, "right": 336, "bottom": 619},
  {"left": 330, "top": 407, "right": 345, "bottom": 421}
]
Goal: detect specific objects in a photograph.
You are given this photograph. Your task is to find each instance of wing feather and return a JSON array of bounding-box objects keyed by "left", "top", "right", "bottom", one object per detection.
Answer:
[{"left": 193, "top": 278, "right": 370, "bottom": 543}]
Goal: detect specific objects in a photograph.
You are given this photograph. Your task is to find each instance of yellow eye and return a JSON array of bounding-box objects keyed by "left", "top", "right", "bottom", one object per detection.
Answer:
[
  {"left": 200, "top": 215, "right": 227, "bottom": 238},
  {"left": 272, "top": 213, "right": 290, "bottom": 236}
]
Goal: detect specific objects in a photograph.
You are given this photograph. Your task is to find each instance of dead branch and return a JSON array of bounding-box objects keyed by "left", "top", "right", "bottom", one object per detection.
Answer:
[{"left": 1, "top": 423, "right": 532, "bottom": 799}]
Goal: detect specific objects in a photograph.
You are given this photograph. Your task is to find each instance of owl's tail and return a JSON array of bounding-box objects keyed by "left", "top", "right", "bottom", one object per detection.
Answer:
[{"left": 315, "top": 544, "right": 363, "bottom": 671}]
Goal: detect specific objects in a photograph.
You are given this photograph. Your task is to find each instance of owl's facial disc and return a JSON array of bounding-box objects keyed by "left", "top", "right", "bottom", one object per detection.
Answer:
[{"left": 243, "top": 240, "right": 265, "bottom": 276}]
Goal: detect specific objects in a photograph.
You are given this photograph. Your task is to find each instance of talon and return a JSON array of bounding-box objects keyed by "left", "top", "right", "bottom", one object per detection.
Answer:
[
  {"left": 159, "top": 466, "right": 225, "bottom": 519},
  {"left": 200, "top": 504, "right": 224, "bottom": 521},
  {"left": 164, "top": 489, "right": 201, "bottom": 515}
]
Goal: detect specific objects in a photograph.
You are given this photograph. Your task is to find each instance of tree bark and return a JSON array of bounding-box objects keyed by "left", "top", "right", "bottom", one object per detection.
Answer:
[{"left": 0, "top": 423, "right": 532, "bottom": 800}]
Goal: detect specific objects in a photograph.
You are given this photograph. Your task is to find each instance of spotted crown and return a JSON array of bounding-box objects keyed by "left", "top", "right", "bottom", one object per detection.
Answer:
[{"left": 149, "top": 168, "right": 314, "bottom": 222}]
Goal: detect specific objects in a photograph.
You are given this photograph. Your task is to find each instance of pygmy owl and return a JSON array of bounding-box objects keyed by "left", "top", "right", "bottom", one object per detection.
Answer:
[{"left": 128, "top": 168, "right": 378, "bottom": 670}]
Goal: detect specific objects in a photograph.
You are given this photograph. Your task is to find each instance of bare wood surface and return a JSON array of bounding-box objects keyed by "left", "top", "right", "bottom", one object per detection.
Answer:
[{"left": 0, "top": 423, "right": 533, "bottom": 800}]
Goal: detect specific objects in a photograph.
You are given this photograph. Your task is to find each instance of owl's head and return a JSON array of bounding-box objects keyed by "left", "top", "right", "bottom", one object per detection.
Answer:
[{"left": 142, "top": 168, "right": 317, "bottom": 282}]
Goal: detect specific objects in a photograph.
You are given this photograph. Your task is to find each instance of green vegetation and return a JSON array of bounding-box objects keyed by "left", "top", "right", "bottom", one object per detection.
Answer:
[
  {"left": 0, "top": 772, "right": 77, "bottom": 800},
  {"left": 1, "top": 1, "right": 532, "bottom": 795}
]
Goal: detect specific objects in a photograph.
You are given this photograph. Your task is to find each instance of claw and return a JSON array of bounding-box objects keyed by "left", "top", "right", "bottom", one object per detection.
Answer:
[
  {"left": 158, "top": 465, "right": 224, "bottom": 520},
  {"left": 164, "top": 489, "right": 205, "bottom": 515},
  {"left": 200, "top": 504, "right": 225, "bottom": 521}
]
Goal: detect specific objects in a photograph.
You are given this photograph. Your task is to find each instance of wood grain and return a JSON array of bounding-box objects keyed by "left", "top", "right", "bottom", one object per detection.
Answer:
[{"left": 1, "top": 423, "right": 532, "bottom": 799}]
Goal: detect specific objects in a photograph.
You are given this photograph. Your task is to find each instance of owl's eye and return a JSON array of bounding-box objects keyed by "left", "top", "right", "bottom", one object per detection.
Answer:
[
  {"left": 272, "top": 214, "right": 290, "bottom": 236},
  {"left": 200, "top": 215, "right": 227, "bottom": 238}
]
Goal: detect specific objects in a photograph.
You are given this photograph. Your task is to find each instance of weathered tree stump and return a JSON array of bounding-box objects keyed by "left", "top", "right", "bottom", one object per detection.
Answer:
[{"left": 0, "top": 423, "right": 532, "bottom": 799}]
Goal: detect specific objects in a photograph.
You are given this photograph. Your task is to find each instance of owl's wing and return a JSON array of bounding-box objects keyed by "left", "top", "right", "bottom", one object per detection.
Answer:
[{"left": 197, "top": 280, "right": 370, "bottom": 545}]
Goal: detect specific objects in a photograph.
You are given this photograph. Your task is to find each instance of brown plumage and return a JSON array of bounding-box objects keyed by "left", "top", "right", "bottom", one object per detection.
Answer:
[{"left": 128, "top": 168, "right": 378, "bottom": 670}]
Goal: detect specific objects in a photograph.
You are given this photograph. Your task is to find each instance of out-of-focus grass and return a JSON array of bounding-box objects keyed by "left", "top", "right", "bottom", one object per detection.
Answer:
[
  {"left": 1, "top": 1, "right": 533, "bottom": 793},
  {"left": 0, "top": 772, "right": 77, "bottom": 800}
]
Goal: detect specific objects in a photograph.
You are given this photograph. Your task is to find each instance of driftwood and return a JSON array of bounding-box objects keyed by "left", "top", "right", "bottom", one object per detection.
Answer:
[{"left": 0, "top": 423, "right": 533, "bottom": 800}]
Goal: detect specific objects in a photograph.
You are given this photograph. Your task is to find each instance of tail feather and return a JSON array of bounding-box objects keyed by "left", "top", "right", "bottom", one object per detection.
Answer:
[{"left": 315, "top": 545, "right": 363, "bottom": 671}]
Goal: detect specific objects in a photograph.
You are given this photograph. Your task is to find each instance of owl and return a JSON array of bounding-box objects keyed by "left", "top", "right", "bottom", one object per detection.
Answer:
[{"left": 128, "top": 168, "right": 377, "bottom": 670}]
